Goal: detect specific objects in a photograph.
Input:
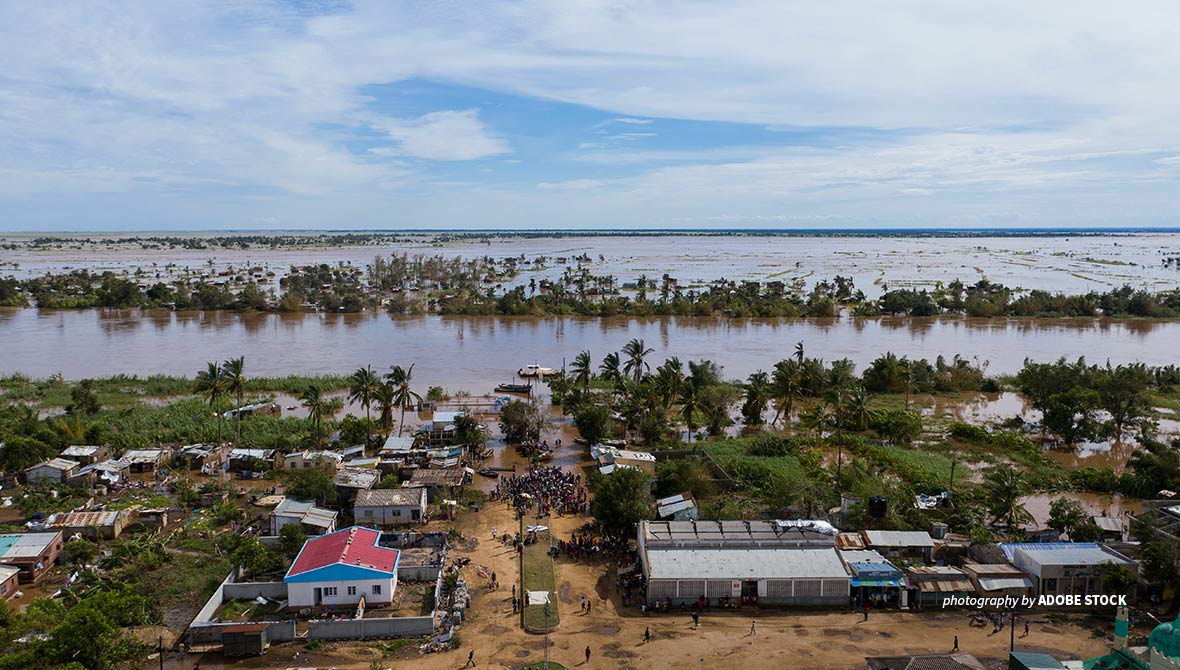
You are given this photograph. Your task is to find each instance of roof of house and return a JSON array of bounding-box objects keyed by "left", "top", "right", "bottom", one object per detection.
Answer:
[
  {"left": 839, "top": 549, "right": 888, "bottom": 565},
  {"left": 272, "top": 497, "right": 338, "bottom": 529},
  {"left": 229, "top": 448, "right": 275, "bottom": 460},
  {"left": 641, "top": 520, "right": 837, "bottom": 547},
  {"left": 864, "top": 530, "right": 936, "bottom": 549},
  {"left": 407, "top": 468, "right": 466, "bottom": 487},
  {"left": 0, "top": 565, "right": 20, "bottom": 579},
  {"left": 49, "top": 511, "right": 122, "bottom": 528},
  {"left": 656, "top": 493, "right": 697, "bottom": 519},
  {"left": 644, "top": 546, "right": 849, "bottom": 581},
  {"left": 29, "top": 458, "right": 80, "bottom": 473},
  {"left": 1092, "top": 516, "right": 1124, "bottom": 533},
  {"left": 381, "top": 435, "right": 416, "bottom": 452},
  {"left": 179, "top": 443, "right": 222, "bottom": 457},
  {"left": 0, "top": 532, "right": 62, "bottom": 560},
  {"left": 1001, "top": 542, "right": 1136, "bottom": 568},
  {"left": 355, "top": 488, "right": 426, "bottom": 507},
  {"left": 333, "top": 467, "right": 380, "bottom": 489},
  {"left": 61, "top": 446, "right": 102, "bottom": 457},
  {"left": 285, "top": 527, "right": 399, "bottom": 581},
  {"left": 123, "top": 449, "right": 167, "bottom": 462},
  {"left": 866, "top": 653, "right": 986, "bottom": 670}
]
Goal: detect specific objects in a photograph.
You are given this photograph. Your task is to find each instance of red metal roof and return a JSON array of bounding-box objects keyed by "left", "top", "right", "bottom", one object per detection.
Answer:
[{"left": 287, "top": 526, "right": 398, "bottom": 578}]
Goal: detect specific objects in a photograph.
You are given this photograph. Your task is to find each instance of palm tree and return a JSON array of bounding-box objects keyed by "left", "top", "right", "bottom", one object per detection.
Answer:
[
  {"left": 741, "top": 370, "right": 771, "bottom": 426},
  {"left": 386, "top": 364, "right": 422, "bottom": 437},
  {"left": 770, "top": 358, "right": 801, "bottom": 426},
  {"left": 348, "top": 365, "right": 381, "bottom": 438},
  {"left": 655, "top": 356, "right": 685, "bottom": 409},
  {"left": 374, "top": 382, "right": 396, "bottom": 437},
  {"left": 678, "top": 381, "right": 702, "bottom": 443},
  {"left": 195, "top": 361, "right": 229, "bottom": 447},
  {"left": 301, "top": 384, "right": 326, "bottom": 447},
  {"left": 794, "top": 341, "right": 805, "bottom": 364},
  {"left": 622, "top": 338, "right": 655, "bottom": 381},
  {"left": 983, "top": 466, "right": 1033, "bottom": 532},
  {"left": 600, "top": 352, "right": 622, "bottom": 384},
  {"left": 571, "top": 351, "right": 593, "bottom": 391},
  {"left": 223, "top": 356, "right": 246, "bottom": 446},
  {"left": 842, "top": 383, "right": 874, "bottom": 432}
]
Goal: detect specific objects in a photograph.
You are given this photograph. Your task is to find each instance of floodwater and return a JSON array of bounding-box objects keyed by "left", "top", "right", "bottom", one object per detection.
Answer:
[
  {"left": 2, "top": 309, "right": 1179, "bottom": 386},
  {"left": 1020, "top": 493, "right": 1140, "bottom": 532}
]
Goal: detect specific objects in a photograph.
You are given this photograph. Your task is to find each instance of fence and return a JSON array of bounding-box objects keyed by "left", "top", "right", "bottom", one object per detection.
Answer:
[{"left": 307, "top": 616, "right": 435, "bottom": 639}]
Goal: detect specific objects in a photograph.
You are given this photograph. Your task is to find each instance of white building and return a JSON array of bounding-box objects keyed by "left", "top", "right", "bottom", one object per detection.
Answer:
[
  {"left": 1001, "top": 542, "right": 1138, "bottom": 599},
  {"left": 284, "top": 526, "right": 399, "bottom": 609},
  {"left": 354, "top": 488, "right": 427, "bottom": 527},
  {"left": 269, "top": 497, "right": 338, "bottom": 536}
]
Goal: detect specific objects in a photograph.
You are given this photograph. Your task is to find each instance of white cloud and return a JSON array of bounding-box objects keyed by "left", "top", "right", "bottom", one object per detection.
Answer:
[
  {"left": 613, "top": 118, "right": 653, "bottom": 125},
  {"left": 373, "top": 110, "right": 509, "bottom": 161}
]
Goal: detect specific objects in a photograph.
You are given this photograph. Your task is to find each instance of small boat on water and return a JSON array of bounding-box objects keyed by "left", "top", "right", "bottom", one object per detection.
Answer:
[
  {"left": 477, "top": 467, "right": 499, "bottom": 478},
  {"left": 495, "top": 382, "right": 534, "bottom": 394},
  {"left": 479, "top": 448, "right": 493, "bottom": 459},
  {"left": 517, "top": 364, "right": 556, "bottom": 377}
]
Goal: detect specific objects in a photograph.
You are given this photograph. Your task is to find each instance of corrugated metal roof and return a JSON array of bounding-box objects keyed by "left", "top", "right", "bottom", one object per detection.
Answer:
[
  {"left": 1001, "top": 542, "right": 1135, "bottom": 566},
  {"left": 916, "top": 579, "right": 975, "bottom": 593},
  {"left": 977, "top": 577, "right": 1035, "bottom": 591},
  {"left": 840, "top": 549, "right": 888, "bottom": 565},
  {"left": 864, "top": 530, "right": 935, "bottom": 548},
  {"left": 334, "top": 467, "right": 380, "bottom": 489},
  {"left": 836, "top": 532, "right": 867, "bottom": 549},
  {"left": 642, "top": 520, "right": 836, "bottom": 547},
  {"left": 381, "top": 435, "right": 415, "bottom": 452},
  {"left": 355, "top": 488, "right": 425, "bottom": 507},
  {"left": 51, "top": 511, "right": 121, "bottom": 528},
  {"left": 644, "top": 546, "right": 849, "bottom": 581},
  {"left": 286, "top": 526, "right": 398, "bottom": 578},
  {"left": 1092, "top": 517, "right": 1123, "bottom": 533},
  {"left": 124, "top": 449, "right": 166, "bottom": 462},
  {"left": 61, "top": 446, "right": 102, "bottom": 457},
  {"left": 32, "top": 458, "right": 80, "bottom": 472}
]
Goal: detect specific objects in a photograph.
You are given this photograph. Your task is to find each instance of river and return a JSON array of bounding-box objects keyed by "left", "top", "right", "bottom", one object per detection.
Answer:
[{"left": 2, "top": 308, "right": 1178, "bottom": 387}]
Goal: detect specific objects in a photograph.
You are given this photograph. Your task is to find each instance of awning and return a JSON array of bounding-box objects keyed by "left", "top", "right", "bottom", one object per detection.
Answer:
[
  {"left": 977, "top": 577, "right": 1034, "bottom": 591},
  {"left": 851, "top": 577, "right": 904, "bottom": 588}
]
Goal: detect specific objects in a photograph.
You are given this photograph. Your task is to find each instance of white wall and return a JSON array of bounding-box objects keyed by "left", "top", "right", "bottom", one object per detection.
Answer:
[{"left": 287, "top": 576, "right": 396, "bottom": 608}]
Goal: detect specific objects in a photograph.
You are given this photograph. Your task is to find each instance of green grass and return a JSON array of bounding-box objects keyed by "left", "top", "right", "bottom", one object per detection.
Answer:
[
  {"left": 0, "top": 372, "right": 350, "bottom": 408},
  {"left": 520, "top": 521, "right": 559, "bottom": 633},
  {"left": 703, "top": 439, "right": 808, "bottom": 491}
]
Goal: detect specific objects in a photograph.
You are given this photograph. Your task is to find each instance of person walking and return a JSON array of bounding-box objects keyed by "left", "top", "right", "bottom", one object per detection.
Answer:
[
  {"left": 863, "top": 602, "right": 870, "bottom": 621},
  {"left": 586, "top": 600, "right": 592, "bottom": 615},
  {"left": 749, "top": 619, "right": 757, "bottom": 636},
  {"left": 465, "top": 649, "right": 476, "bottom": 667},
  {"left": 1023, "top": 620, "right": 1030, "bottom": 638},
  {"left": 585, "top": 646, "right": 592, "bottom": 664},
  {"left": 952, "top": 635, "right": 959, "bottom": 652},
  {"left": 692, "top": 611, "right": 700, "bottom": 629},
  {"left": 644, "top": 626, "right": 652, "bottom": 643}
]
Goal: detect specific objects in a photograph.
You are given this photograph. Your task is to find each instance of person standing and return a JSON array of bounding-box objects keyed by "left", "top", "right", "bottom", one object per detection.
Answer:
[
  {"left": 952, "top": 635, "right": 959, "bottom": 652},
  {"left": 585, "top": 646, "right": 592, "bottom": 664},
  {"left": 749, "top": 619, "right": 757, "bottom": 636},
  {"left": 644, "top": 626, "right": 652, "bottom": 643},
  {"left": 465, "top": 649, "right": 476, "bottom": 667},
  {"left": 1023, "top": 620, "right": 1030, "bottom": 637},
  {"left": 692, "top": 611, "right": 700, "bottom": 629},
  {"left": 863, "top": 602, "right": 869, "bottom": 621}
]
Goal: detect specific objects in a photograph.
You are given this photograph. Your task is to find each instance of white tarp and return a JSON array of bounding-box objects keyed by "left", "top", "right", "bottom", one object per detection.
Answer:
[{"left": 526, "top": 590, "right": 551, "bottom": 606}]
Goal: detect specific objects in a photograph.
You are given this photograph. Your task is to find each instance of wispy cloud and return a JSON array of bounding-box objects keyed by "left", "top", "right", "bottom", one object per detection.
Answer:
[{"left": 371, "top": 110, "right": 509, "bottom": 161}]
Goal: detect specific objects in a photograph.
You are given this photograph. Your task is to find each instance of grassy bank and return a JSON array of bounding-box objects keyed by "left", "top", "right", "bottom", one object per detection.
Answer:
[{"left": 0, "top": 372, "right": 350, "bottom": 408}]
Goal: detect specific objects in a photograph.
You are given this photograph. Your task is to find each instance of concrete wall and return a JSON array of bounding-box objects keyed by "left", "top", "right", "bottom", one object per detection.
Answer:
[
  {"left": 287, "top": 577, "right": 395, "bottom": 609},
  {"left": 223, "top": 581, "right": 288, "bottom": 601},
  {"left": 399, "top": 565, "right": 441, "bottom": 582},
  {"left": 308, "top": 615, "right": 434, "bottom": 640}
]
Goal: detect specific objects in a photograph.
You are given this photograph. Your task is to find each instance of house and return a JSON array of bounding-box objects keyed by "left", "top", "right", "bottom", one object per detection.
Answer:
[
  {"left": 60, "top": 445, "right": 108, "bottom": 466},
  {"left": 47, "top": 510, "right": 130, "bottom": 541},
  {"left": 137, "top": 508, "right": 171, "bottom": 529},
  {"left": 123, "top": 449, "right": 169, "bottom": 473},
  {"left": 177, "top": 444, "right": 227, "bottom": 472},
  {"left": 594, "top": 446, "right": 657, "bottom": 474},
  {"left": 221, "top": 622, "right": 269, "bottom": 657},
  {"left": 405, "top": 468, "right": 468, "bottom": 501},
  {"left": 269, "top": 497, "right": 338, "bottom": 536},
  {"left": 846, "top": 560, "right": 907, "bottom": 608},
  {"left": 67, "top": 459, "right": 130, "bottom": 489},
  {"left": 0, "top": 531, "right": 63, "bottom": 583},
  {"left": 346, "top": 456, "right": 381, "bottom": 469},
  {"left": 334, "top": 467, "right": 380, "bottom": 502},
  {"left": 1001, "top": 543, "right": 1138, "bottom": 600},
  {"left": 1093, "top": 515, "right": 1125, "bottom": 541},
  {"left": 339, "top": 445, "right": 366, "bottom": 460},
  {"left": 283, "top": 450, "right": 343, "bottom": 472},
  {"left": 379, "top": 435, "right": 416, "bottom": 457},
  {"left": 655, "top": 493, "right": 699, "bottom": 521},
  {"left": 25, "top": 458, "right": 81, "bottom": 485},
  {"left": 961, "top": 562, "right": 1035, "bottom": 602},
  {"left": 419, "top": 411, "right": 465, "bottom": 446},
  {"left": 906, "top": 565, "right": 975, "bottom": 608},
  {"left": 354, "top": 488, "right": 427, "bottom": 527},
  {"left": 862, "top": 530, "right": 936, "bottom": 563},
  {"left": 228, "top": 448, "right": 276, "bottom": 474},
  {"left": 0, "top": 565, "right": 20, "bottom": 600},
  {"left": 865, "top": 653, "right": 986, "bottom": 670},
  {"left": 637, "top": 520, "right": 849, "bottom": 607},
  {"left": 284, "top": 526, "right": 400, "bottom": 609}
]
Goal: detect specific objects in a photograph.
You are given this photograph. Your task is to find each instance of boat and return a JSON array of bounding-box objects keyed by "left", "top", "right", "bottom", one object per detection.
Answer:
[
  {"left": 479, "top": 448, "right": 493, "bottom": 459},
  {"left": 495, "top": 382, "right": 534, "bottom": 394},
  {"left": 477, "top": 467, "right": 499, "bottom": 478},
  {"left": 517, "top": 364, "right": 556, "bottom": 377}
]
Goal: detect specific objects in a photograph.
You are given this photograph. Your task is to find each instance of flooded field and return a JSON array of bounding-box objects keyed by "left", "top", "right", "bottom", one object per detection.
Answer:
[
  {"left": 3, "top": 232, "right": 1179, "bottom": 297},
  {"left": 2, "top": 308, "right": 1179, "bottom": 384}
]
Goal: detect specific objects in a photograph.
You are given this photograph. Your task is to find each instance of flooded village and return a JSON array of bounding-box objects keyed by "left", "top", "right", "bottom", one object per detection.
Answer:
[{"left": 0, "top": 232, "right": 1178, "bottom": 670}]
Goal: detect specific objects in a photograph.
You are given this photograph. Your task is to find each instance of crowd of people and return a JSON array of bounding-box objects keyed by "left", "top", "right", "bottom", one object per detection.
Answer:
[{"left": 490, "top": 466, "right": 587, "bottom": 517}]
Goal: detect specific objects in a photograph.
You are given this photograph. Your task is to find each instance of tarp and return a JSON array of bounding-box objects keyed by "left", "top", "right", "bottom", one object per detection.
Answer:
[{"left": 526, "top": 590, "right": 551, "bottom": 605}]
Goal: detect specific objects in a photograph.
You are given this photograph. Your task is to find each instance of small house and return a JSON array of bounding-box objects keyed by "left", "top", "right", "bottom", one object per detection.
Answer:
[
  {"left": 862, "top": 530, "right": 936, "bottom": 564},
  {"left": 228, "top": 448, "right": 276, "bottom": 474},
  {"left": 906, "top": 565, "right": 975, "bottom": 608},
  {"left": 0, "top": 531, "right": 63, "bottom": 583},
  {"left": 269, "top": 497, "right": 338, "bottom": 536},
  {"left": 594, "top": 447, "right": 657, "bottom": 474},
  {"left": 137, "top": 508, "right": 171, "bottom": 529},
  {"left": 0, "top": 565, "right": 20, "bottom": 600},
  {"left": 346, "top": 456, "right": 381, "bottom": 469},
  {"left": 284, "top": 526, "right": 399, "bottom": 609},
  {"left": 655, "top": 493, "right": 698, "bottom": 521},
  {"left": 405, "top": 468, "right": 468, "bottom": 501},
  {"left": 221, "top": 622, "right": 269, "bottom": 657},
  {"left": 339, "top": 445, "right": 366, "bottom": 460},
  {"left": 123, "top": 449, "right": 169, "bottom": 473},
  {"left": 25, "top": 458, "right": 81, "bottom": 485},
  {"left": 961, "top": 562, "right": 1035, "bottom": 602},
  {"left": 48, "top": 510, "right": 129, "bottom": 541},
  {"left": 333, "top": 467, "right": 380, "bottom": 502},
  {"left": 354, "top": 488, "right": 427, "bottom": 527},
  {"left": 283, "top": 450, "right": 343, "bottom": 472},
  {"left": 67, "top": 459, "right": 130, "bottom": 489},
  {"left": 379, "top": 435, "right": 416, "bottom": 457},
  {"left": 177, "top": 444, "right": 227, "bottom": 472},
  {"left": 60, "top": 445, "right": 108, "bottom": 466},
  {"left": 847, "top": 561, "right": 906, "bottom": 608},
  {"left": 1092, "top": 515, "right": 1124, "bottom": 541}
]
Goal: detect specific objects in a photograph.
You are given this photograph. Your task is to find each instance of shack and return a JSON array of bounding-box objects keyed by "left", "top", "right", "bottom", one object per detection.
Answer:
[
  {"left": 906, "top": 565, "right": 975, "bottom": 608},
  {"left": 405, "top": 468, "right": 468, "bottom": 502},
  {"left": 847, "top": 561, "right": 906, "bottom": 608},
  {"left": 269, "top": 497, "right": 338, "bottom": 536},
  {"left": 862, "top": 530, "right": 936, "bottom": 564},
  {"left": 123, "top": 449, "right": 169, "bottom": 473},
  {"left": 177, "top": 444, "right": 227, "bottom": 472},
  {"left": 656, "top": 493, "right": 699, "bottom": 521},
  {"left": 60, "top": 445, "right": 108, "bottom": 466},
  {"left": 283, "top": 450, "right": 343, "bottom": 472},
  {"left": 221, "top": 622, "right": 270, "bottom": 656},
  {"left": 333, "top": 467, "right": 380, "bottom": 502},
  {"left": 66, "top": 459, "right": 130, "bottom": 490},
  {"left": 228, "top": 448, "right": 276, "bottom": 474},
  {"left": 961, "top": 562, "right": 1035, "bottom": 602},
  {"left": 25, "top": 458, "right": 81, "bottom": 485},
  {"left": 354, "top": 488, "right": 428, "bottom": 526},
  {"left": 48, "top": 510, "right": 130, "bottom": 541}
]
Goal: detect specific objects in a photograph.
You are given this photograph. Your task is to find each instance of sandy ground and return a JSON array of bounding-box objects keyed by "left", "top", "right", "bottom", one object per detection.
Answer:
[{"left": 170, "top": 479, "right": 1115, "bottom": 670}]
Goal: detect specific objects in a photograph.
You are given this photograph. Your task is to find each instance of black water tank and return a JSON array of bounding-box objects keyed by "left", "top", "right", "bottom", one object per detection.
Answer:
[{"left": 868, "top": 496, "right": 887, "bottom": 518}]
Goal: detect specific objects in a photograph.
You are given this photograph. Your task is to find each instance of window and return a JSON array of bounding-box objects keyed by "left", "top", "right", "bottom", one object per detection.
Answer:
[
  {"left": 1044, "top": 579, "right": 1057, "bottom": 593},
  {"left": 372, "top": 584, "right": 382, "bottom": 595},
  {"left": 324, "top": 587, "right": 337, "bottom": 596},
  {"left": 347, "top": 586, "right": 357, "bottom": 596},
  {"left": 362, "top": 509, "right": 373, "bottom": 517},
  {"left": 392, "top": 509, "right": 402, "bottom": 517}
]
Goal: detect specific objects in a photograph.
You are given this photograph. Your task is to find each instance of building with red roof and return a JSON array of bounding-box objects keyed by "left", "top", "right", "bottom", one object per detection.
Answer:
[{"left": 284, "top": 526, "right": 399, "bottom": 609}]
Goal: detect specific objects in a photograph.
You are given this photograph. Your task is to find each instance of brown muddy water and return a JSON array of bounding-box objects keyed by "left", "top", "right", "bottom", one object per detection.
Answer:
[{"left": 2, "top": 309, "right": 1179, "bottom": 385}]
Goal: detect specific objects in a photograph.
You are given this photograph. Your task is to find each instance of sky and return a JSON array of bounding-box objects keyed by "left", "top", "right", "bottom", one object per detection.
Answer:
[{"left": 1, "top": 1, "right": 1180, "bottom": 231}]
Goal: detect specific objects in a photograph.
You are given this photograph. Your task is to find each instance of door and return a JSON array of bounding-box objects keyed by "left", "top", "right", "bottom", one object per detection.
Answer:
[
  {"left": 411, "top": 508, "right": 421, "bottom": 521},
  {"left": 741, "top": 580, "right": 758, "bottom": 599},
  {"left": 314, "top": 587, "right": 322, "bottom": 606}
]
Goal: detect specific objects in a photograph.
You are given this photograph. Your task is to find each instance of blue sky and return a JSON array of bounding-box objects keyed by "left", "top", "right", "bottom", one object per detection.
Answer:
[{"left": 1, "top": 1, "right": 1180, "bottom": 231}]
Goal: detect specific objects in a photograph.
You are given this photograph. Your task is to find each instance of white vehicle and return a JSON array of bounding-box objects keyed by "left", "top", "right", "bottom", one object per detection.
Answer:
[{"left": 517, "top": 363, "right": 556, "bottom": 377}]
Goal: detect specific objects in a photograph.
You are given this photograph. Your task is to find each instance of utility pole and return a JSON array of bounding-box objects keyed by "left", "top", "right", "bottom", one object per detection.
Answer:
[
  {"left": 1010, "top": 605, "right": 1016, "bottom": 652},
  {"left": 543, "top": 600, "right": 552, "bottom": 669},
  {"left": 157, "top": 635, "right": 164, "bottom": 670}
]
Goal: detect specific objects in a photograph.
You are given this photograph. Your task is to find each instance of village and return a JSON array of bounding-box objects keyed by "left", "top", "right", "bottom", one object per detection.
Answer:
[{"left": 0, "top": 354, "right": 1178, "bottom": 670}]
